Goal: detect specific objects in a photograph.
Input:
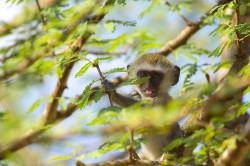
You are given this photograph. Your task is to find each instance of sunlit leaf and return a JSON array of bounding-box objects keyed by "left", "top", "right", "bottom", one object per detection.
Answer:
[
  {"left": 213, "top": 59, "right": 233, "bottom": 73},
  {"left": 58, "top": 98, "right": 67, "bottom": 110},
  {"left": 163, "top": 138, "right": 185, "bottom": 152},
  {"left": 78, "top": 80, "right": 97, "bottom": 109},
  {"left": 49, "top": 155, "right": 72, "bottom": 161},
  {"left": 104, "top": 22, "right": 116, "bottom": 32},
  {"left": 74, "top": 62, "right": 92, "bottom": 78},
  {"left": 27, "top": 96, "right": 52, "bottom": 113},
  {"left": 237, "top": 102, "right": 250, "bottom": 117},
  {"left": 93, "top": 57, "right": 111, "bottom": 63},
  {"left": 103, "top": 67, "right": 129, "bottom": 75},
  {"left": 92, "top": 88, "right": 104, "bottom": 103}
]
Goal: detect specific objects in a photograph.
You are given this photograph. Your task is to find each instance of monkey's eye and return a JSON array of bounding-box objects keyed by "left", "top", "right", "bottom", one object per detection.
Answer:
[
  {"left": 138, "top": 72, "right": 147, "bottom": 78},
  {"left": 152, "top": 74, "right": 161, "bottom": 79}
]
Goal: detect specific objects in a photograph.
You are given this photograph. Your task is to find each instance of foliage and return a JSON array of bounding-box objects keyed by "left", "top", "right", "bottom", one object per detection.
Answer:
[{"left": 0, "top": 0, "right": 249, "bottom": 165}]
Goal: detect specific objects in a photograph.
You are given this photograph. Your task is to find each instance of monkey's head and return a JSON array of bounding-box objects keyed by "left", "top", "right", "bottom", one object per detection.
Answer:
[{"left": 128, "top": 53, "right": 180, "bottom": 98}]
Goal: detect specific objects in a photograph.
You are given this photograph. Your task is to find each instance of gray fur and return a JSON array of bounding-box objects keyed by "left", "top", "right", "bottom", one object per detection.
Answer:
[{"left": 103, "top": 53, "right": 182, "bottom": 160}]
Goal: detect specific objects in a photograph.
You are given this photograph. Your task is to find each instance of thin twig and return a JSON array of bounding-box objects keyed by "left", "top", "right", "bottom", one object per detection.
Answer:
[
  {"left": 215, "top": 118, "right": 250, "bottom": 166},
  {"left": 234, "top": 0, "right": 243, "bottom": 57},
  {"left": 205, "top": 73, "right": 210, "bottom": 84},
  {"left": 0, "top": 1, "right": 97, "bottom": 81},
  {"left": 128, "top": 129, "right": 134, "bottom": 161},
  {"left": 158, "top": 0, "right": 233, "bottom": 56},
  {"left": 0, "top": 0, "right": 61, "bottom": 35},
  {"left": 204, "top": 144, "right": 213, "bottom": 166},
  {"left": 0, "top": 0, "right": 111, "bottom": 159},
  {"left": 239, "top": 33, "right": 250, "bottom": 41},
  {"left": 35, "top": 0, "right": 47, "bottom": 26},
  {"left": 83, "top": 50, "right": 127, "bottom": 56},
  {"left": 93, "top": 62, "right": 114, "bottom": 106},
  {"left": 164, "top": 1, "right": 192, "bottom": 25},
  {"left": 129, "top": 129, "right": 140, "bottom": 160}
]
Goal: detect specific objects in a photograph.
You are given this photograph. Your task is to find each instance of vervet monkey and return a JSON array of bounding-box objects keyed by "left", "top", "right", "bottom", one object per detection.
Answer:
[{"left": 103, "top": 53, "right": 182, "bottom": 160}]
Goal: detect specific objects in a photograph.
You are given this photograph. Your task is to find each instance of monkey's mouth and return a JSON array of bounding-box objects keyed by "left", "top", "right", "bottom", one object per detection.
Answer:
[{"left": 142, "top": 90, "right": 156, "bottom": 98}]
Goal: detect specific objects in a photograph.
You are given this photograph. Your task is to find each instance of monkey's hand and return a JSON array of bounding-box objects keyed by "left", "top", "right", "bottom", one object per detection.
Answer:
[
  {"left": 129, "top": 90, "right": 141, "bottom": 100},
  {"left": 102, "top": 79, "right": 115, "bottom": 92}
]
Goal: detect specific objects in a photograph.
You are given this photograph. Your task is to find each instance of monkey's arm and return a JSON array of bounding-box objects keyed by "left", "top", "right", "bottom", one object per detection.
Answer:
[
  {"left": 111, "top": 91, "right": 139, "bottom": 107},
  {"left": 102, "top": 80, "right": 139, "bottom": 107}
]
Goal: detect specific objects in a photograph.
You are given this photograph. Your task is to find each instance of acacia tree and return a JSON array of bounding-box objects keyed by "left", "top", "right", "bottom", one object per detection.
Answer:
[{"left": 0, "top": 0, "right": 249, "bottom": 165}]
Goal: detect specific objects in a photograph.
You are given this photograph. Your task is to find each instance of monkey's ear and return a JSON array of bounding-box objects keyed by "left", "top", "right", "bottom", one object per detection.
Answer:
[{"left": 171, "top": 66, "right": 180, "bottom": 86}]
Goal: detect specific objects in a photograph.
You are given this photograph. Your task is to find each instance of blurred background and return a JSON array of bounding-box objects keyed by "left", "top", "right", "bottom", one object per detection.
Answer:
[{"left": 0, "top": 0, "right": 248, "bottom": 165}]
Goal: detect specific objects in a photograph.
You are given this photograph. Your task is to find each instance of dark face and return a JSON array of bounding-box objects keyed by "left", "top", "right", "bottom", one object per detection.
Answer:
[{"left": 137, "top": 70, "right": 164, "bottom": 98}]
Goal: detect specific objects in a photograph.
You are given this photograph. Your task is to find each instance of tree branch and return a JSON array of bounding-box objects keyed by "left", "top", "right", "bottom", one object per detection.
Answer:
[
  {"left": 76, "top": 159, "right": 205, "bottom": 166},
  {"left": 0, "top": 1, "right": 97, "bottom": 81},
  {"left": 215, "top": 118, "right": 250, "bottom": 166},
  {"left": 92, "top": 62, "right": 114, "bottom": 106},
  {"left": 234, "top": 0, "right": 244, "bottom": 58},
  {"left": 0, "top": 0, "right": 112, "bottom": 159},
  {"left": 157, "top": 0, "right": 233, "bottom": 56},
  {"left": 56, "top": 73, "right": 128, "bottom": 120},
  {"left": 0, "top": 0, "right": 60, "bottom": 35},
  {"left": 35, "top": 0, "right": 47, "bottom": 26},
  {"left": 182, "top": 75, "right": 250, "bottom": 136},
  {"left": 163, "top": 1, "right": 191, "bottom": 25}
]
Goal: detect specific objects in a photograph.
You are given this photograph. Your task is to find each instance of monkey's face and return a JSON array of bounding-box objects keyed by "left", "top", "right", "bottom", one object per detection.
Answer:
[
  {"left": 128, "top": 53, "right": 180, "bottom": 98},
  {"left": 137, "top": 70, "right": 164, "bottom": 98}
]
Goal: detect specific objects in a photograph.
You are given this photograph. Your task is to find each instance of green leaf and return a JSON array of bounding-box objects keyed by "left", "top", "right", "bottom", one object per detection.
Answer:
[
  {"left": 105, "top": 20, "right": 136, "bottom": 27},
  {"left": 98, "top": 141, "right": 118, "bottom": 150},
  {"left": 243, "top": 86, "right": 250, "bottom": 95},
  {"left": 237, "top": 102, "right": 250, "bottom": 117},
  {"left": 183, "top": 53, "right": 198, "bottom": 62},
  {"left": 49, "top": 155, "right": 72, "bottom": 161},
  {"left": 209, "top": 41, "right": 229, "bottom": 57},
  {"left": 181, "top": 63, "right": 198, "bottom": 95},
  {"left": 117, "top": 0, "right": 126, "bottom": 5},
  {"left": 212, "top": 59, "right": 233, "bottom": 73},
  {"left": 140, "top": 0, "right": 160, "bottom": 18},
  {"left": 137, "top": 137, "right": 147, "bottom": 144},
  {"left": 75, "top": 21, "right": 88, "bottom": 36},
  {"left": 92, "top": 88, "right": 104, "bottom": 103},
  {"left": 173, "top": 51, "right": 179, "bottom": 60},
  {"left": 163, "top": 138, "right": 185, "bottom": 152},
  {"left": 77, "top": 151, "right": 102, "bottom": 160},
  {"left": 104, "top": 22, "right": 116, "bottom": 32},
  {"left": 74, "top": 62, "right": 92, "bottom": 78},
  {"left": 78, "top": 80, "right": 97, "bottom": 109},
  {"left": 88, "top": 106, "right": 122, "bottom": 126},
  {"left": 103, "top": 67, "right": 129, "bottom": 75},
  {"left": 209, "top": 24, "right": 228, "bottom": 37},
  {"left": 77, "top": 142, "right": 121, "bottom": 160},
  {"left": 239, "top": 64, "right": 250, "bottom": 79},
  {"left": 98, "top": 106, "right": 122, "bottom": 116},
  {"left": 27, "top": 96, "right": 52, "bottom": 113},
  {"left": 0, "top": 112, "right": 5, "bottom": 120},
  {"left": 93, "top": 57, "right": 111, "bottom": 63},
  {"left": 219, "top": 26, "right": 234, "bottom": 38},
  {"left": 211, "top": 1, "right": 235, "bottom": 19},
  {"left": 28, "top": 98, "right": 45, "bottom": 113},
  {"left": 58, "top": 98, "right": 67, "bottom": 110},
  {"left": 118, "top": 77, "right": 149, "bottom": 87},
  {"left": 234, "top": 23, "right": 250, "bottom": 35}
]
